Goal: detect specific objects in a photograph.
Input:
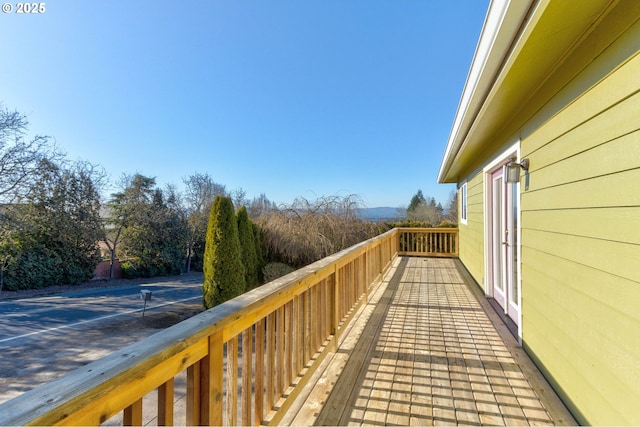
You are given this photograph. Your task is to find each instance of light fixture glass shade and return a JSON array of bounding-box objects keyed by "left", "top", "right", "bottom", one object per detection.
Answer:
[{"left": 506, "top": 162, "right": 521, "bottom": 183}]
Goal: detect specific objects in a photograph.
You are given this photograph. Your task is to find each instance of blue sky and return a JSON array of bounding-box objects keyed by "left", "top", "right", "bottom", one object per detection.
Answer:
[{"left": 1, "top": 0, "right": 488, "bottom": 208}]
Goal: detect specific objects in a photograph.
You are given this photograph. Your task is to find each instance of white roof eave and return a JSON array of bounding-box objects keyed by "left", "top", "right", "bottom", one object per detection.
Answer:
[{"left": 437, "top": 0, "right": 537, "bottom": 183}]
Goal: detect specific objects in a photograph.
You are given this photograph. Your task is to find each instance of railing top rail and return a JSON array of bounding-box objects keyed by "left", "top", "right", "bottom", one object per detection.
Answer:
[
  {"left": 395, "top": 227, "right": 458, "bottom": 232},
  {"left": 0, "top": 228, "right": 399, "bottom": 426}
]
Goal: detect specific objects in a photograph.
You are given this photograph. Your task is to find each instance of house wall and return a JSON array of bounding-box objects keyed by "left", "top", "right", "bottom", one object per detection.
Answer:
[
  {"left": 454, "top": 6, "right": 640, "bottom": 425},
  {"left": 458, "top": 172, "right": 484, "bottom": 287},
  {"left": 520, "top": 49, "right": 640, "bottom": 425}
]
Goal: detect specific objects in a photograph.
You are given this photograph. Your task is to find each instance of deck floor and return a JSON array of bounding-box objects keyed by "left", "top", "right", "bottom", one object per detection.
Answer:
[{"left": 288, "top": 257, "right": 576, "bottom": 426}]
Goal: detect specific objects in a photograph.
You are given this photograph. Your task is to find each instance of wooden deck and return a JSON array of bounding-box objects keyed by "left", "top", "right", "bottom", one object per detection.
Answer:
[{"left": 286, "top": 257, "right": 576, "bottom": 426}]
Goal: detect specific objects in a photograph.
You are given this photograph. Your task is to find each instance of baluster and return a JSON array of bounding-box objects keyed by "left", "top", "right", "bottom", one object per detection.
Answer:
[
  {"left": 123, "top": 398, "right": 142, "bottom": 426},
  {"left": 266, "top": 312, "right": 275, "bottom": 410},
  {"left": 226, "top": 337, "right": 238, "bottom": 426},
  {"left": 276, "top": 307, "right": 285, "bottom": 401},
  {"left": 295, "top": 295, "right": 304, "bottom": 373},
  {"left": 186, "top": 362, "right": 201, "bottom": 426},
  {"left": 157, "top": 379, "right": 174, "bottom": 426},
  {"left": 254, "top": 319, "right": 265, "bottom": 425},
  {"left": 286, "top": 301, "right": 294, "bottom": 387},
  {"left": 241, "top": 328, "right": 253, "bottom": 426},
  {"left": 303, "top": 294, "right": 310, "bottom": 369}
]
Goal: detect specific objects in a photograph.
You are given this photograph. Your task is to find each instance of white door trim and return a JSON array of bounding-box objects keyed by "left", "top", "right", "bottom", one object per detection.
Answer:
[{"left": 483, "top": 141, "right": 522, "bottom": 342}]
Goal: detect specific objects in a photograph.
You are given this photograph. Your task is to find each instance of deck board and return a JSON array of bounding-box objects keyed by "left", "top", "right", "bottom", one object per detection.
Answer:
[{"left": 289, "top": 257, "right": 575, "bottom": 426}]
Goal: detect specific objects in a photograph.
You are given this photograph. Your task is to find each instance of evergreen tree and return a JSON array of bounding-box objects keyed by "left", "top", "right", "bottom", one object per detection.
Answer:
[
  {"left": 252, "top": 221, "right": 266, "bottom": 284},
  {"left": 408, "top": 190, "right": 426, "bottom": 212},
  {"left": 111, "top": 175, "right": 187, "bottom": 278},
  {"left": 406, "top": 190, "right": 444, "bottom": 226},
  {"left": 203, "top": 196, "right": 245, "bottom": 309},
  {"left": 237, "top": 206, "right": 258, "bottom": 291},
  {"left": 2, "top": 160, "right": 103, "bottom": 289}
]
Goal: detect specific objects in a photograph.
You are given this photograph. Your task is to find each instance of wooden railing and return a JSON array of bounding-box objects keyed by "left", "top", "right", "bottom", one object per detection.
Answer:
[
  {"left": 397, "top": 227, "right": 458, "bottom": 257},
  {"left": 0, "top": 228, "right": 457, "bottom": 426}
]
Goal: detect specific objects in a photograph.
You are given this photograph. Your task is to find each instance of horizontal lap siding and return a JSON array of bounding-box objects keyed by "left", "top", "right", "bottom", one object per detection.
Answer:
[
  {"left": 459, "top": 172, "right": 484, "bottom": 288},
  {"left": 520, "top": 34, "right": 640, "bottom": 425}
]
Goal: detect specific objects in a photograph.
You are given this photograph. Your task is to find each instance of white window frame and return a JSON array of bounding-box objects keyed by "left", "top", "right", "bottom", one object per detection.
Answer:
[{"left": 460, "top": 181, "right": 468, "bottom": 225}]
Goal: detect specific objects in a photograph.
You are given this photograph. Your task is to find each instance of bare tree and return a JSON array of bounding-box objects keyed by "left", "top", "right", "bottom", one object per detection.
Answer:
[
  {"left": 258, "top": 194, "right": 383, "bottom": 267},
  {"left": 182, "top": 172, "right": 226, "bottom": 272},
  {"left": 0, "top": 105, "right": 62, "bottom": 203},
  {"left": 446, "top": 190, "right": 458, "bottom": 224},
  {"left": 101, "top": 209, "right": 123, "bottom": 280},
  {"left": 247, "top": 193, "right": 276, "bottom": 220},
  {"left": 231, "top": 187, "right": 248, "bottom": 211}
]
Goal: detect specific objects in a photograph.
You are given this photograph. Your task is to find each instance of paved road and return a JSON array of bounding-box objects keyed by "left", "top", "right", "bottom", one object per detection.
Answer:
[
  {"left": 0, "top": 275, "right": 204, "bottom": 403},
  {"left": 0, "top": 275, "right": 203, "bottom": 347}
]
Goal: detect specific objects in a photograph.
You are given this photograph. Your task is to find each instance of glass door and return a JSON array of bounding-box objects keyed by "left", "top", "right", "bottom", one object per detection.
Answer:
[
  {"left": 489, "top": 166, "right": 520, "bottom": 326},
  {"left": 491, "top": 168, "right": 507, "bottom": 309}
]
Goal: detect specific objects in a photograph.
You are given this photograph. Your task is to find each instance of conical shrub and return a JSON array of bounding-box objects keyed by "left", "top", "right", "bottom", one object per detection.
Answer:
[
  {"left": 203, "top": 196, "right": 245, "bottom": 309},
  {"left": 237, "top": 206, "right": 258, "bottom": 291}
]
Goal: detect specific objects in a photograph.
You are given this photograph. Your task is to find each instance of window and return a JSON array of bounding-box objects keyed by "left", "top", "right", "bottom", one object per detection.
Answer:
[{"left": 460, "top": 182, "right": 468, "bottom": 224}]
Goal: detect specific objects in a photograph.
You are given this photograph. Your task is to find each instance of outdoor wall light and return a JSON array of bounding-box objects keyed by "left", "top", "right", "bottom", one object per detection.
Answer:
[{"left": 506, "top": 158, "right": 529, "bottom": 183}]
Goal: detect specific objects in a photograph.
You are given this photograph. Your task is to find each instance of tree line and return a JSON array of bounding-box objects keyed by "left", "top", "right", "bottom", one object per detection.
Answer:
[
  {"left": 0, "top": 104, "right": 455, "bottom": 296},
  {"left": 393, "top": 189, "right": 457, "bottom": 227}
]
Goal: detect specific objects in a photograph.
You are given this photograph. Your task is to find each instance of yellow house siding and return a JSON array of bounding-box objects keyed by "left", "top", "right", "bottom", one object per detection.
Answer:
[
  {"left": 520, "top": 44, "right": 640, "bottom": 426},
  {"left": 521, "top": 22, "right": 640, "bottom": 154},
  {"left": 522, "top": 253, "right": 637, "bottom": 423},
  {"left": 523, "top": 207, "right": 640, "bottom": 247},
  {"left": 458, "top": 171, "right": 484, "bottom": 287}
]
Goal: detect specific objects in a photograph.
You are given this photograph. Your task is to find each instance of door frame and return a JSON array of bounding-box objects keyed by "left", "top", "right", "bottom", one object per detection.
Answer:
[{"left": 483, "top": 141, "right": 522, "bottom": 342}]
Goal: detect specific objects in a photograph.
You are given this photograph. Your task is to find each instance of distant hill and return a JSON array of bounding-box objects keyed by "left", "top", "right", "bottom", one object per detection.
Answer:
[{"left": 356, "top": 207, "right": 402, "bottom": 222}]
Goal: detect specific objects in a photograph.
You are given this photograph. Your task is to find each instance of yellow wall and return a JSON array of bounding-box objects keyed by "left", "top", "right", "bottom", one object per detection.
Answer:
[
  {"left": 457, "top": 5, "right": 640, "bottom": 425},
  {"left": 520, "top": 48, "right": 640, "bottom": 425},
  {"left": 458, "top": 172, "right": 484, "bottom": 287}
]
